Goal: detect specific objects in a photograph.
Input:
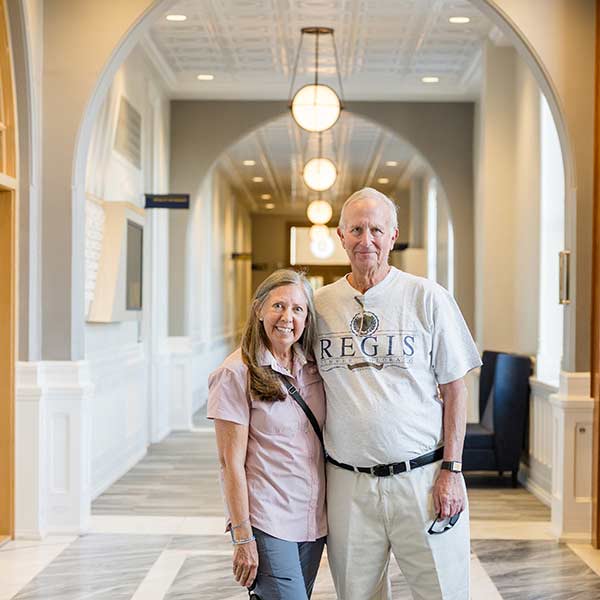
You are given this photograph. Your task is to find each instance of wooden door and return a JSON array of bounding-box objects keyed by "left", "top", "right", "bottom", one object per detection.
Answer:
[
  {"left": 592, "top": 0, "right": 600, "bottom": 550},
  {"left": 0, "top": 0, "right": 16, "bottom": 543},
  {"left": 0, "top": 189, "right": 15, "bottom": 544}
]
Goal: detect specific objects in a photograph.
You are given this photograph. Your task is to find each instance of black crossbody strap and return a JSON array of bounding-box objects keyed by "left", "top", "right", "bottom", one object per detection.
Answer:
[{"left": 279, "top": 376, "right": 325, "bottom": 451}]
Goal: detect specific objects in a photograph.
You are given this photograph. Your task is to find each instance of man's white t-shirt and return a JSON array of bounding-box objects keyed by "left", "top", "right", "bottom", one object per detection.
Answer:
[{"left": 314, "top": 267, "right": 481, "bottom": 466}]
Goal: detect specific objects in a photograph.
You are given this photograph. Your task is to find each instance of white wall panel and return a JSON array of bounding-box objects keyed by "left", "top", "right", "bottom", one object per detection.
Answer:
[{"left": 84, "top": 43, "right": 171, "bottom": 492}]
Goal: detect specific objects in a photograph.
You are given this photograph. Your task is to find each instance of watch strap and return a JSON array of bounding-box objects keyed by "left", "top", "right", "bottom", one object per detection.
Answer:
[{"left": 441, "top": 460, "right": 462, "bottom": 473}]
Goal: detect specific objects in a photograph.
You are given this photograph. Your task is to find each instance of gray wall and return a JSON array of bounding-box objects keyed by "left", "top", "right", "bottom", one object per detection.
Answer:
[{"left": 348, "top": 102, "right": 475, "bottom": 330}]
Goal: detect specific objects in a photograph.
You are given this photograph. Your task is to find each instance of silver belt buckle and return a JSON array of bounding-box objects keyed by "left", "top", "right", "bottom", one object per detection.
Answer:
[{"left": 404, "top": 459, "right": 412, "bottom": 473}]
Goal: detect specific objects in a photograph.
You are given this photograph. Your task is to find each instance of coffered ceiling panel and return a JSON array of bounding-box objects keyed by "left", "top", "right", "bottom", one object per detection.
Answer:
[{"left": 147, "top": 0, "right": 493, "bottom": 100}]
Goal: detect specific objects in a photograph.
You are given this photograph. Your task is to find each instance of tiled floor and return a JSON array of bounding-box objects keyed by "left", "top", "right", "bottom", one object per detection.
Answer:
[{"left": 3, "top": 414, "right": 600, "bottom": 599}]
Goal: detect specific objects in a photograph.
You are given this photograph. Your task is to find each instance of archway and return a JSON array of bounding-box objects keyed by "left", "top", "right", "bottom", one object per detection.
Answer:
[
  {"left": 21, "top": 0, "right": 589, "bottom": 542},
  {"left": 68, "top": 0, "right": 578, "bottom": 368}
]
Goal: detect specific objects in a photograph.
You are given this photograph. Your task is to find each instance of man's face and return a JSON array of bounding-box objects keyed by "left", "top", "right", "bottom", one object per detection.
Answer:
[{"left": 337, "top": 198, "right": 398, "bottom": 272}]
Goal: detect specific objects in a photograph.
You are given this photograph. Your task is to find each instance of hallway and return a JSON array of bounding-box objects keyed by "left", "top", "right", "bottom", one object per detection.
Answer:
[{"left": 1, "top": 415, "right": 600, "bottom": 600}]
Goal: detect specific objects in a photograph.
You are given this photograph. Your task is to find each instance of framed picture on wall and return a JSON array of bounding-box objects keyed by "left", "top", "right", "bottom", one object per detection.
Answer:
[{"left": 126, "top": 220, "right": 143, "bottom": 310}]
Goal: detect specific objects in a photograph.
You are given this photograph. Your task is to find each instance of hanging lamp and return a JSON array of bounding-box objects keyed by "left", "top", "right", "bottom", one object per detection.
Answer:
[
  {"left": 303, "top": 157, "right": 337, "bottom": 191},
  {"left": 310, "top": 233, "right": 335, "bottom": 259},
  {"left": 306, "top": 197, "right": 333, "bottom": 225},
  {"left": 303, "top": 131, "right": 337, "bottom": 192},
  {"left": 289, "top": 27, "right": 345, "bottom": 133}
]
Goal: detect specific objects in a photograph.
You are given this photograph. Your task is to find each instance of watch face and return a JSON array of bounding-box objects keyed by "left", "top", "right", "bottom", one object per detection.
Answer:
[{"left": 443, "top": 461, "right": 462, "bottom": 472}]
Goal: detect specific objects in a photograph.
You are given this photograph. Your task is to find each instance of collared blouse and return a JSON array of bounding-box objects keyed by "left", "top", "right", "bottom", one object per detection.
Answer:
[{"left": 207, "top": 344, "right": 327, "bottom": 542}]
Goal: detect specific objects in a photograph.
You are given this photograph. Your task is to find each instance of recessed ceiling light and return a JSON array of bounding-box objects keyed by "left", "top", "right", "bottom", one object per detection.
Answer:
[
  {"left": 261, "top": 193, "right": 272, "bottom": 200},
  {"left": 421, "top": 76, "right": 440, "bottom": 84},
  {"left": 252, "top": 176, "right": 264, "bottom": 183},
  {"left": 449, "top": 16, "right": 471, "bottom": 24},
  {"left": 197, "top": 74, "right": 214, "bottom": 81},
  {"left": 243, "top": 160, "right": 256, "bottom": 166},
  {"left": 264, "top": 203, "right": 275, "bottom": 210},
  {"left": 377, "top": 177, "right": 390, "bottom": 184},
  {"left": 385, "top": 161, "right": 398, "bottom": 167},
  {"left": 166, "top": 14, "right": 187, "bottom": 22}
]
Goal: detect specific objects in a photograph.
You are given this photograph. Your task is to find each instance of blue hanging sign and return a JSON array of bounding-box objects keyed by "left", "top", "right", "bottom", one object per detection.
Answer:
[{"left": 145, "top": 193, "right": 190, "bottom": 209}]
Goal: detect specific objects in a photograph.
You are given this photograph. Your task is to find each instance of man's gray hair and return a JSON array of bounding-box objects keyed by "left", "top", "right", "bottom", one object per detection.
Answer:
[{"left": 338, "top": 187, "right": 398, "bottom": 231}]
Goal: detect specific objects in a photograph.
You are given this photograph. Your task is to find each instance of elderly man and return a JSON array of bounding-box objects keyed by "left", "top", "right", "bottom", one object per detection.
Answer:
[{"left": 314, "top": 188, "right": 481, "bottom": 600}]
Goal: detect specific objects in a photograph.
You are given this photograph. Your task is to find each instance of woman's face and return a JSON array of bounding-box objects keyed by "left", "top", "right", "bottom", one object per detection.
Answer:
[{"left": 259, "top": 284, "right": 309, "bottom": 355}]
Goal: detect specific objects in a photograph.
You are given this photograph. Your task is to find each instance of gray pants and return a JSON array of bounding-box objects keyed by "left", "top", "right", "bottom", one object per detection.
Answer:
[{"left": 250, "top": 528, "right": 326, "bottom": 599}]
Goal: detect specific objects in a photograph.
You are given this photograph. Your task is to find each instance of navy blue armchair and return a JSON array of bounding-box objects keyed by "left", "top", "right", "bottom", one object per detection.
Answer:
[{"left": 462, "top": 351, "right": 532, "bottom": 486}]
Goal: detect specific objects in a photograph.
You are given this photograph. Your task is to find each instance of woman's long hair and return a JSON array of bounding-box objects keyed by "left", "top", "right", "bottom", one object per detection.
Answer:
[{"left": 241, "top": 270, "right": 317, "bottom": 402}]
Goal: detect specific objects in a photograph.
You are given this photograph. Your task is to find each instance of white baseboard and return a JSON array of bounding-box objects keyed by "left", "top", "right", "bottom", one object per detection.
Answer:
[
  {"left": 557, "top": 531, "right": 592, "bottom": 544},
  {"left": 519, "top": 465, "right": 552, "bottom": 507},
  {"left": 92, "top": 441, "right": 148, "bottom": 500}
]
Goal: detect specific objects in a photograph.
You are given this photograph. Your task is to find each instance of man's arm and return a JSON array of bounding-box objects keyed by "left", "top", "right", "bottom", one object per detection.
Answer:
[{"left": 432, "top": 378, "right": 468, "bottom": 518}]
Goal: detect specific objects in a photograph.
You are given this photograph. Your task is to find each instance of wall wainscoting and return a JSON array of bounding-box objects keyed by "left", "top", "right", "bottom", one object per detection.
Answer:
[
  {"left": 15, "top": 361, "right": 94, "bottom": 538},
  {"left": 519, "top": 378, "right": 556, "bottom": 507},
  {"left": 88, "top": 344, "right": 147, "bottom": 500}
]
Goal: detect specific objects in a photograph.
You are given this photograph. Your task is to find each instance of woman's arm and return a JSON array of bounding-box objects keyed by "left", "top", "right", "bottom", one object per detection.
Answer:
[{"left": 214, "top": 418, "right": 259, "bottom": 588}]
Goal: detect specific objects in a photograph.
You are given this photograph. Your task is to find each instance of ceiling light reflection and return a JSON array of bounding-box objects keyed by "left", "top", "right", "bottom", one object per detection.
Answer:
[{"left": 449, "top": 17, "right": 471, "bottom": 24}]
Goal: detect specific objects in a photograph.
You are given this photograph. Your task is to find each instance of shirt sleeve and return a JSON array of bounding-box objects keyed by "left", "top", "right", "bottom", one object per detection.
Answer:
[
  {"left": 207, "top": 366, "right": 250, "bottom": 426},
  {"left": 430, "top": 286, "right": 482, "bottom": 385}
]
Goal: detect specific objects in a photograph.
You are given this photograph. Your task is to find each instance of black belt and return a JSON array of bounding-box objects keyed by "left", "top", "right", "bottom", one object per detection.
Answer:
[{"left": 326, "top": 446, "right": 444, "bottom": 477}]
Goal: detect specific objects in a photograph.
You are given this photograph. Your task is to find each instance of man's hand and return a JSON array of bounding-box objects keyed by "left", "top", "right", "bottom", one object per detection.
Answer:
[
  {"left": 432, "top": 470, "right": 466, "bottom": 518},
  {"left": 233, "top": 540, "right": 259, "bottom": 588}
]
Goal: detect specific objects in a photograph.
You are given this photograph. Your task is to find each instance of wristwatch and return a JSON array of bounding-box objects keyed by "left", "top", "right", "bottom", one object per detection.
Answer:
[{"left": 441, "top": 460, "right": 462, "bottom": 473}]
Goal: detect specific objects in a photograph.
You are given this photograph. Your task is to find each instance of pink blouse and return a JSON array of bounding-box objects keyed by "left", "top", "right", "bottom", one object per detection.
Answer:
[{"left": 207, "top": 345, "right": 327, "bottom": 542}]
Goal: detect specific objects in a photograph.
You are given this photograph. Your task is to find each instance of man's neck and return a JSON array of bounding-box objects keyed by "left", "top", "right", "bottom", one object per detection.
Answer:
[{"left": 348, "top": 264, "right": 391, "bottom": 294}]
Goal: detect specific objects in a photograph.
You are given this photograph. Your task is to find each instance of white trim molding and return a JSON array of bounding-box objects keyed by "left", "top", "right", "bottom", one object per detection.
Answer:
[
  {"left": 16, "top": 361, "right": 94, "bottom": 538},
  {"left": 168, "top": 336, "right": 194, "bottom": 431},
  {"left": 549, "top": 371, "right": 593, "bottom": 542},
  {"left": 519, "top": 378, "right": 557, "bottom": 507}
]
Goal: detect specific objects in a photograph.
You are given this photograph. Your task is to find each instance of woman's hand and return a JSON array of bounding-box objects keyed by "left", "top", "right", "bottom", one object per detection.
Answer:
[{"left": 233, "top": 540, "right": 259, "bottom": 587}]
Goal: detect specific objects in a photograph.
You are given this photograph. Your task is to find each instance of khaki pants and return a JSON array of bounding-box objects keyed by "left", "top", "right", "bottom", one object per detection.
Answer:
[{"left": 326, "top": 461, "right": 470, "bottom": 600}]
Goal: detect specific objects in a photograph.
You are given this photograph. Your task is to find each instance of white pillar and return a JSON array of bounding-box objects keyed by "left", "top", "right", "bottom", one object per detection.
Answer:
[{"left": 550, "top": 371, "right": 593, "bottom": 542}]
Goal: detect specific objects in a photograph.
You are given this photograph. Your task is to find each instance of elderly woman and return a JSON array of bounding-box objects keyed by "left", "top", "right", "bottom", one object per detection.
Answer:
[{"left": 207, "top": 269, "right": 326, "bottom": 600}]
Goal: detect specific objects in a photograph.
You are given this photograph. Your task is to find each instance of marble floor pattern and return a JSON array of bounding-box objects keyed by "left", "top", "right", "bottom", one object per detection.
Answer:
[{"left": 3, "top": 414, "right": 600, "bottom": 599}]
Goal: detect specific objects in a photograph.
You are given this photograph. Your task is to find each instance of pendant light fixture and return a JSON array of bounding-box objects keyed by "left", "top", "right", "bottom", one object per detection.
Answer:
[
  {"left": 303, "top": 131, "right": 337, "bottom": 192},
  {"left": 303, "top": 157, "right": 337, "bottom": 191},
  {"left": 289, "top": 27, "right": 344, "bottom": 133},
  {"left": 306, "top": 197, "right": 333, "bottom": 225}
]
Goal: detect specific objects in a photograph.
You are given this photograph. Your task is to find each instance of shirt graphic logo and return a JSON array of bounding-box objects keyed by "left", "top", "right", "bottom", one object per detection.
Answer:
[
  {"left": 350, "top": 311, "right": 379, "bottom": 336},
  {"left": 319, "top": 309, "right": 416, "bottom": 372}
]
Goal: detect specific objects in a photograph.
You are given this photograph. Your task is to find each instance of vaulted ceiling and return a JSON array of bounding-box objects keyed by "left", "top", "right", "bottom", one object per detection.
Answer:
[{"left": 143, "top": 0, "right": 497, "bottom": 214}]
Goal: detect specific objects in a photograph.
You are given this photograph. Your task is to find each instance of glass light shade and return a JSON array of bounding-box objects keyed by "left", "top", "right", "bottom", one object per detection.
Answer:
[
  {"left": 303, "top": 158, "right": 337, "bottom": 191},
  {"left": 291, "top": 84, "right": 341, "bottom": 132},
  {"left": 306, "top": 200, "right": 333, "bottom": 225},
  {"left": 310, "top": 234, "right": 335, "bottom": 259},
  {"left": 309, "top": 224, "right": 330, "bottom": 241}
]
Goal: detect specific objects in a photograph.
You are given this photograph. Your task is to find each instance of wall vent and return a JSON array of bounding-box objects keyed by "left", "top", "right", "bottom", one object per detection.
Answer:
[{"left": 114, "top": 97, "right": 141, "bottom": 169}]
